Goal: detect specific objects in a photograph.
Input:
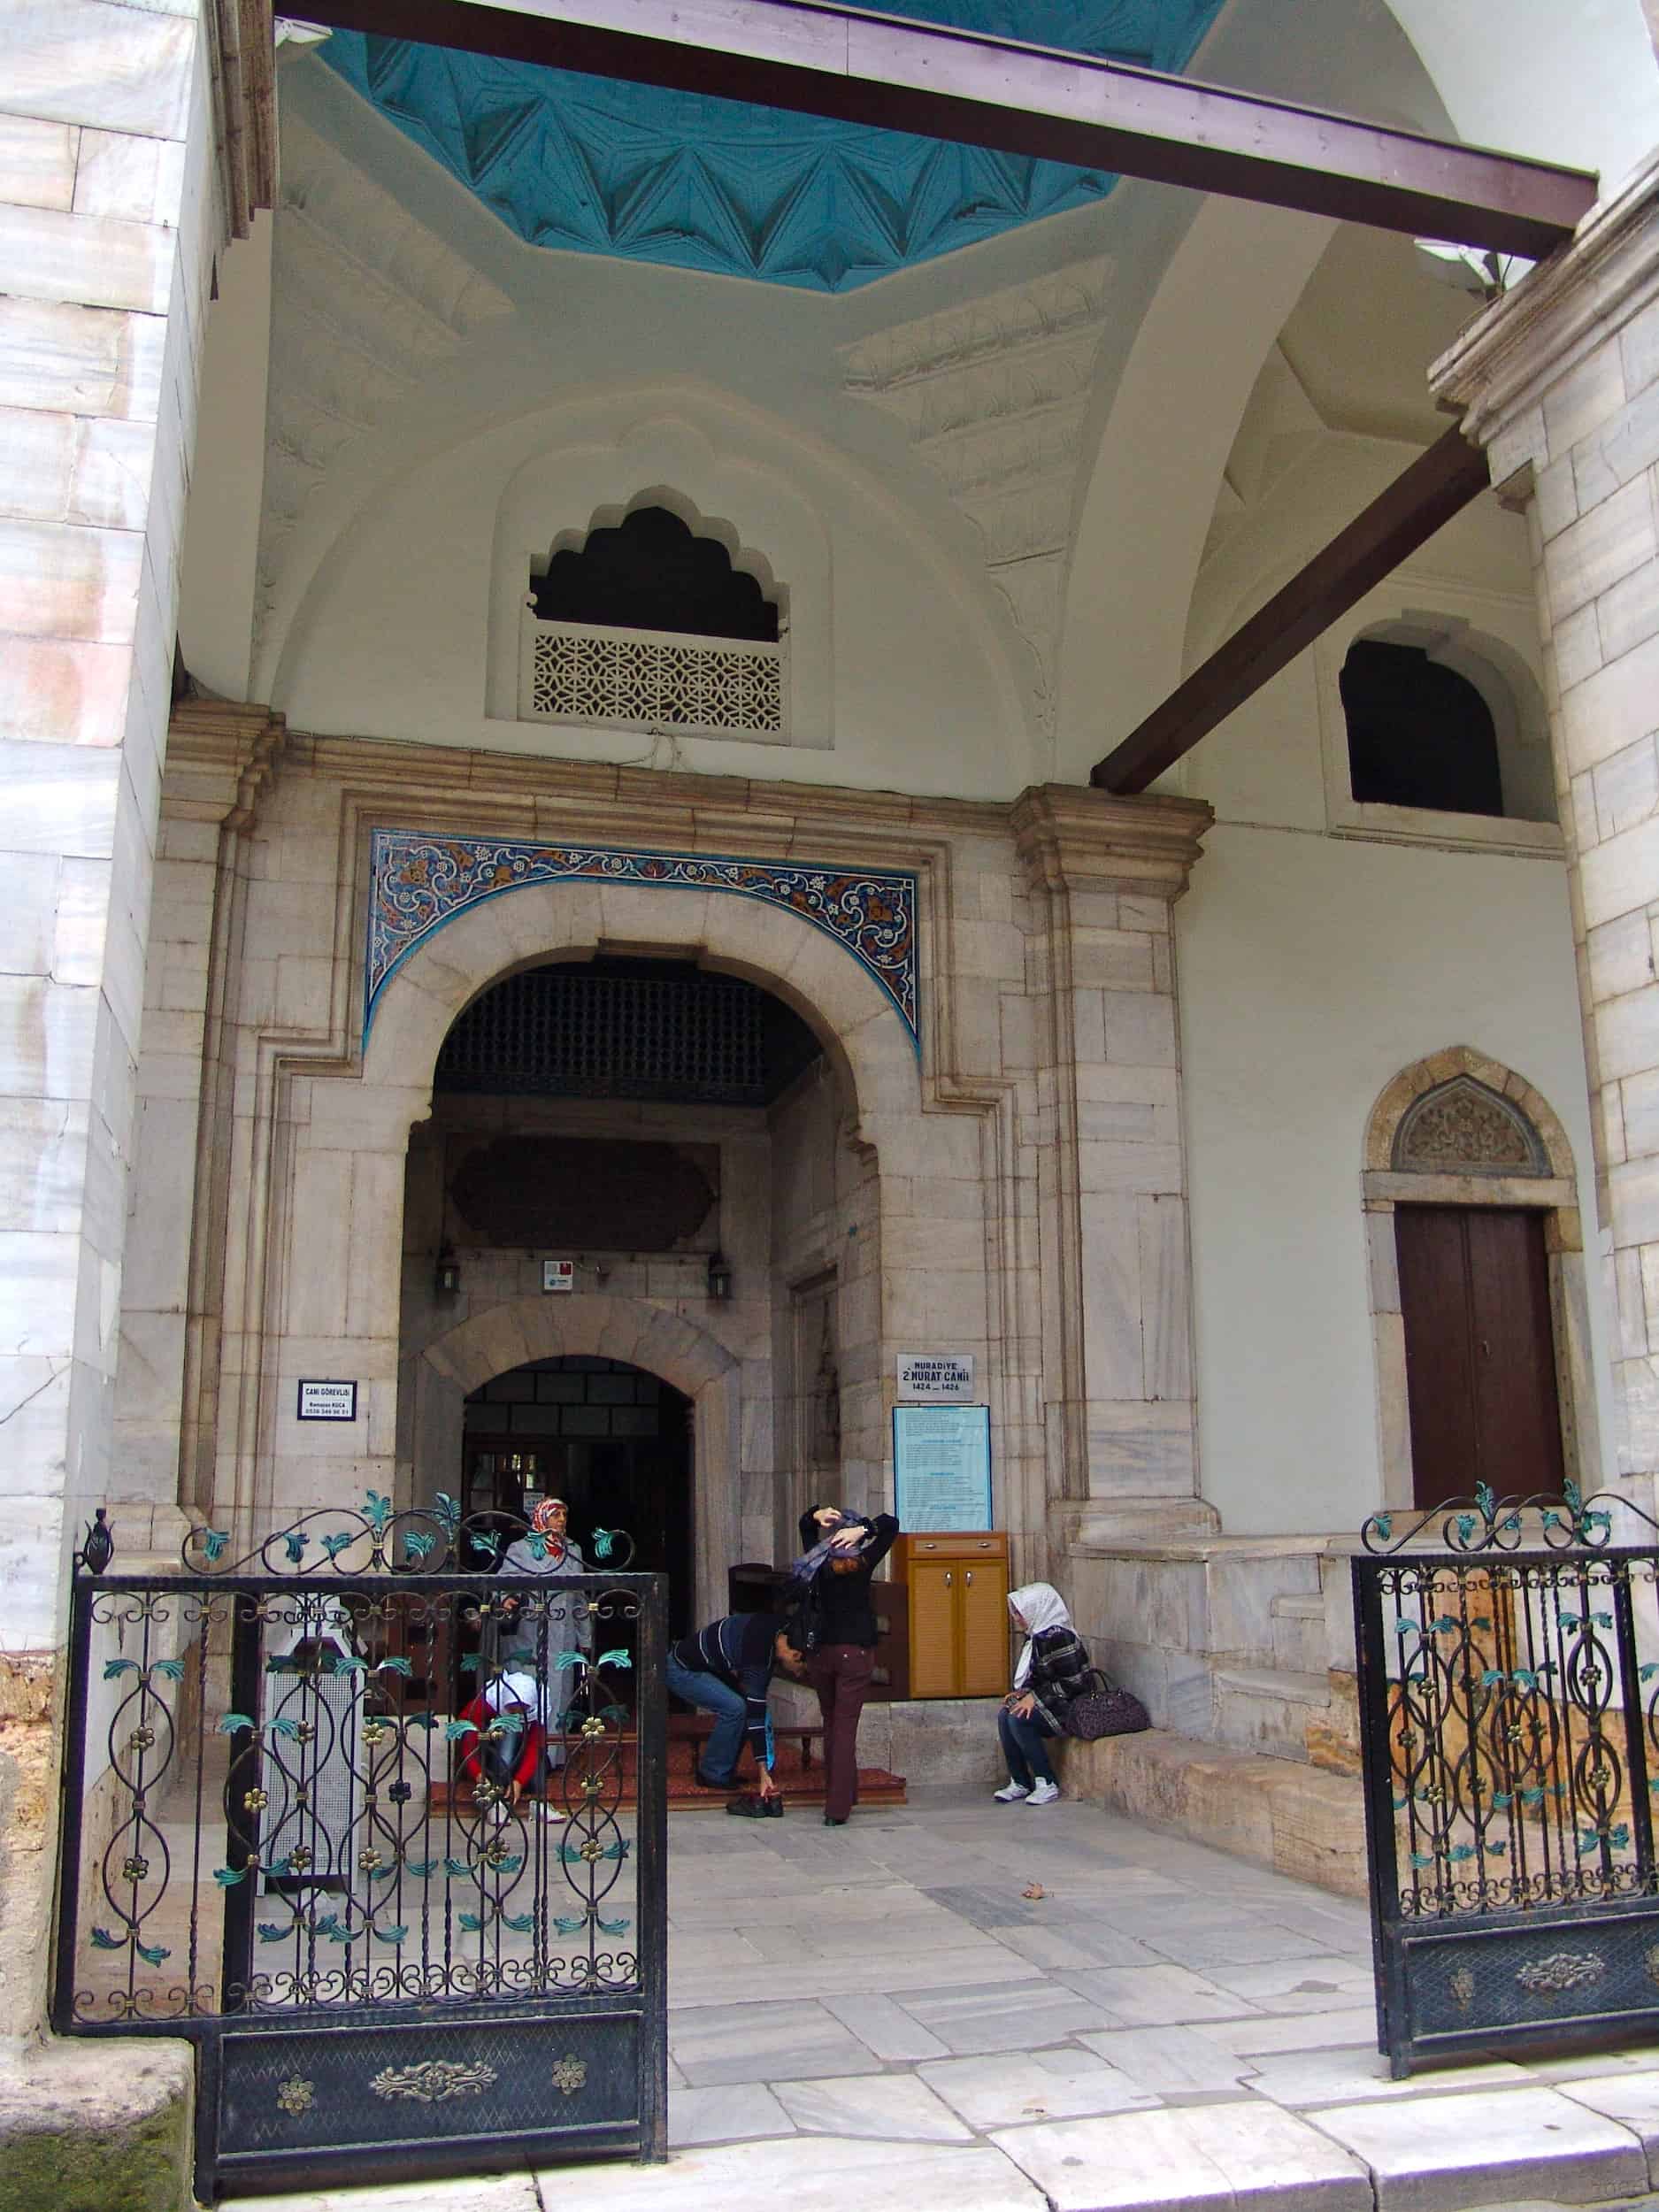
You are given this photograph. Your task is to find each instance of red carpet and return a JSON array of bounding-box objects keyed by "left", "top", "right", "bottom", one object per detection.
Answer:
[{"left": 431, "top": 1712, "right": 907, "bottom": 1815}]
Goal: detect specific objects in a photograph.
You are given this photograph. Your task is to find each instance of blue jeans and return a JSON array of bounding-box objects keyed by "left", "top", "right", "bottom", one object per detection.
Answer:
[
  {"left": 998, "top": 1704, "right": 1058, "bottom": 1788},
  {"left": 667, "top": 1654, "right": 756, "bottom": 1782}
]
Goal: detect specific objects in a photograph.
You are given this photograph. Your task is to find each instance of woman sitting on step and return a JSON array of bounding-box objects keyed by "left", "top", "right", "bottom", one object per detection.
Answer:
[{"left": 996, "top": 1582, "right": 1091, "bottom": 1808}]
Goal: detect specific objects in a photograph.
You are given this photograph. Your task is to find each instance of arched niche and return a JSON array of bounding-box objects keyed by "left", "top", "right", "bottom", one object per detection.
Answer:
[
  {"left": 360, "top": 875, "right": 923, "bottom": 1136},
  {"left": 1361, "top": 1046, "right": 1597, "bottom": 1508},
  {"left": 415, "top": 1293, "right": 743, "bottom": 1622},
  {"left": 485, "top": 411, "right": 832, "bottom": 747}
]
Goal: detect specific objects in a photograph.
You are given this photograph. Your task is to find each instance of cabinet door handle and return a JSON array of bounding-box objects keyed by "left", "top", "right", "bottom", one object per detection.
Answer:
[
  {"left": 944, "top": 1571, "right": 953, "bottom": 1586},
  {"left": 964, "top": 1571, "right": 973, "bottom": 1586}
]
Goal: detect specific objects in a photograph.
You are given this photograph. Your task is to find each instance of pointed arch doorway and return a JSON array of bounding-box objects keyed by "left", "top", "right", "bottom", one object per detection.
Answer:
[{"left": 463, "top": 1353, "right": 695, "bottom": 1635}]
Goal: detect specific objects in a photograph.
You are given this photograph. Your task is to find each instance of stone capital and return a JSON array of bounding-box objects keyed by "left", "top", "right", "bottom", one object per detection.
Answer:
[
  {"left": 163, "top": 698, "right": 285, "bottom": 831},
  {"left": 1431, "top": 150, "right": 1659, "bottom": 477},
  {"left": 1010, "top": 784, "right": 1213, "bottom": 902}
]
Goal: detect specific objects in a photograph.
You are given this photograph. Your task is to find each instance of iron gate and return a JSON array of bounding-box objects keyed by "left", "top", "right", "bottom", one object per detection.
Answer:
[
  {"left": 52, "top": 1500, "right": 666, "bottom": 2200},
  {"left": 1355, "top": 1483, "right": 1659, "bottom": 2075}
]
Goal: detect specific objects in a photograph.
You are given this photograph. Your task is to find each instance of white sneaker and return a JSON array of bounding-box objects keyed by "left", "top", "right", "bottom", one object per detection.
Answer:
[
  {"left": 993, "top": 1781, "right": 1030, "bottom": 1802},
  {"left": 1025, "top": 1780, "right": 1061, "bottom": 1807}
]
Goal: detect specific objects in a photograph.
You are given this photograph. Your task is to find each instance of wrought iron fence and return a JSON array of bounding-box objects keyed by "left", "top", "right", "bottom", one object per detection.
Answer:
[
  {"left": 1355, "top": 1482, "right": 1659, "bottom": 2072},
  {"left": 53, "top": 1497, "right": 666, "bottom": 2199}
]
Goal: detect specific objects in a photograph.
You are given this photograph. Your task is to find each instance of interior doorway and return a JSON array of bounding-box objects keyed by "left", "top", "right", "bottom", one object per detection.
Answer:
[
  {"left": 464, "top": 1355, "right": 695, "bottom": 1633},
  {"left": 1395, "top": 1203, "right": 1567, "bottom": 1508}
]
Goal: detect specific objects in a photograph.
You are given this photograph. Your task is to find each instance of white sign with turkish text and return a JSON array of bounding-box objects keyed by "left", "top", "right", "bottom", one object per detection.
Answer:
[{"left": 896, "top": 1353, "right": 975, "bottom": 1402}]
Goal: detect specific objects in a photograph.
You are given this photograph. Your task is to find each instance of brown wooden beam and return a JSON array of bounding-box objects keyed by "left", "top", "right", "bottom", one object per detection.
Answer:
[
  {"left": 1091, "top": 427, "right": 1491, "bottom": 795},
  {"left": 303, "top": 0, "right": 1596, "bottom": 259}
]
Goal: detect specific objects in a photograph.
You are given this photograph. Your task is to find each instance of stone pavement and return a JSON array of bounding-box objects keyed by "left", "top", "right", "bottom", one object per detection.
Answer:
[{"left": 247, "top": 1787, "right": 1659, "bottom": 2212}]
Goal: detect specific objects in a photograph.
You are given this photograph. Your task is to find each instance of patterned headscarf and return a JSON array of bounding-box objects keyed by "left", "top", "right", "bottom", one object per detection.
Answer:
[{"left": 530, "top": 1498, "right": 568, "bottom": 1534}]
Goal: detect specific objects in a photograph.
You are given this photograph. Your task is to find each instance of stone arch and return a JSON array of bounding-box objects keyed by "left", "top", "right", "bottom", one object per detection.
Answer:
[
  {"left": 1053, "top": 196, "right": 1337, "bottom": 783},
  {"left": 419, "top": 1293, "right": 743, "bottom": 1622},
  {"left": 1365, "top": 1045, "right": 1575, "bottom": 1181},
  {"left": 361, "top": 874, "right": 923, "bottom": 1138},
  {"left": 1360, "top": 1046, "right": 1594, "bottom": 1508}
]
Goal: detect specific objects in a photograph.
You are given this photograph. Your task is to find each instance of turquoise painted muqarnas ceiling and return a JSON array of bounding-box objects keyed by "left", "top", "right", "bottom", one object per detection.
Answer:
[{"left": 321, "top": 3, "right": 1228, "bottom": 293}]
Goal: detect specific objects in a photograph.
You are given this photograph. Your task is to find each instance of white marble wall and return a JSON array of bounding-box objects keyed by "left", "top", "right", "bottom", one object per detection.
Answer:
[
  {"left": 0, "top": 0, "right": 223, "bottom": 2041},
  {"left": 1434, "top": 153, "right": 1659, "bottom": 1494}
]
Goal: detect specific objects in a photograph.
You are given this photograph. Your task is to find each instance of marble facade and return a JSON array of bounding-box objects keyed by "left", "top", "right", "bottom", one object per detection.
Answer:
[
  {"left": 10, "top": 4, "right": 1659, "bottom": 2197},
  {"left": 115, "top": 715, "right": 1213, "bottom": 1637}
]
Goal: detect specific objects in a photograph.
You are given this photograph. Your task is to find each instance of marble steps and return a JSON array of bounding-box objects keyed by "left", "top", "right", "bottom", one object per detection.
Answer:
[
  {"left": 1269, "top": 1593, "right": 1328, "bottom": 1677},
  {"left": 1212, "top": 1665, "right": 1331, "bottom": 1763}
]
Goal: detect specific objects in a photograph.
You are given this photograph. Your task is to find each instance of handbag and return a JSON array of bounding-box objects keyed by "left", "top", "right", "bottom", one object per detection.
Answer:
[{"left": 1065, "top": 1667, "right": 1149, "bottom": 1741}]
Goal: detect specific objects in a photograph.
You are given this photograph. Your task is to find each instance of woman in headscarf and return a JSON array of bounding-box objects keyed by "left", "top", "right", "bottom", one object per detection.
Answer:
[
  {"left": 498, "top": 1498, "right": 592, "bottom": 1766},
  {"left": 996, "top": 1582, "right": 1091, "bottom": 1807},
  {"left": 792, "top": 1502, "right": 899, "bottom": 1826},
  {"left": 454, "top": 1669, "right": 555, "bottom": 1824}
]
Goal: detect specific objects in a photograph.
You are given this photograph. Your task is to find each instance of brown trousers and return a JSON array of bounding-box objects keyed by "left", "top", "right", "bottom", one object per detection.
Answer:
[{"left": 806, "top": 1641, "right": 874, "bottom": 1821}]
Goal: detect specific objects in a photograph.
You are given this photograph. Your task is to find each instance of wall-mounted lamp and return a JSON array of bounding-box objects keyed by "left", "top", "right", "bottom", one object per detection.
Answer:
[
  {"left": 706, "top": 1250, "right": 733, "bottom": 1303},
  {"left": 435, "top": 1246, "right": 461, "bottom": 1297}
]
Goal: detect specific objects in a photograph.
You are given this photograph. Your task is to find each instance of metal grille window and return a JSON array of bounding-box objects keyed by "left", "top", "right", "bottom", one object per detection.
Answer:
[
  {"left": 436, "top": 965, "right": 770, "bottom": 1102},
  {"left": 520, "top": 619, "right": 786, "bottom": 740}
]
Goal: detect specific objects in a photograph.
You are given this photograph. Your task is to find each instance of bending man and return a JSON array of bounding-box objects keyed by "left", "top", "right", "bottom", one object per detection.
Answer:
[{"left": 667, "top": 1611, "right": 809, "bottom": 1816}]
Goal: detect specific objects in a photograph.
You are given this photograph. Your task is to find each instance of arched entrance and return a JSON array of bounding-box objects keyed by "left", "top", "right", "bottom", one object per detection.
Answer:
[{"left": 463, "top": 1353, "right": 695, "bottom": 1634}]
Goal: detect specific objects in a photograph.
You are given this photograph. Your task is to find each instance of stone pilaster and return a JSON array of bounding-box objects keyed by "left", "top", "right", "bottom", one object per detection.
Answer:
[
  {"left": 1013, "top": 785, "right": 1213, "bottom": 1543},
  {"left": 0, "top": 0, "right": 272, "bottom": 2106},
  {"left": 113, "top": 699, "right": 282, "bottom": 1530},
  {"left": 1432, "top": 152, "right": 1659, "bottom": 1492}
]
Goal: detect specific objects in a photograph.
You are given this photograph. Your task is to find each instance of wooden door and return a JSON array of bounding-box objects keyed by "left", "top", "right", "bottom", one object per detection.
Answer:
[
  {"left": 907, "top": 1562, "right": 957, "bottom": 1699},
  {"left": 958, "top": 1557, "right": 1010, "bottom": 1696},
  {"left": 1395, "top": 1205, "right": 1566, "bottom": 1509}
]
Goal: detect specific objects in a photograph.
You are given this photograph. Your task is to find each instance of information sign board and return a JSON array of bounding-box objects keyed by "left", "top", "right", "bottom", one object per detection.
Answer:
[{"left": 892, "top": 1403, "right": 993, "bottom": 1531}]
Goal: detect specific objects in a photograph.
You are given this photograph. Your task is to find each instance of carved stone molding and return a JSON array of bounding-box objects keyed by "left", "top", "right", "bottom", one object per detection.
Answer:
[
  {"left": 1011, "top": 783, "right": 1213, "bottom": 904},
  {"left": 841, "top": 258, "right": 1113, "bottom": 724},
  {"left": 257, "top": 112, "right": 513, "bottom": 651},
  {"left": 1394, "top": 1075, "right": 1548, "bottom": 1178},
  {"left": 163, "top": 700, "right": 286, "bottom": 830},
  {"left": 1430, "top": 150, "right": 1658, "bottom": 470},
  {"left": 1365, "top": 1044, "right": 1575, "bottom": 1182}
]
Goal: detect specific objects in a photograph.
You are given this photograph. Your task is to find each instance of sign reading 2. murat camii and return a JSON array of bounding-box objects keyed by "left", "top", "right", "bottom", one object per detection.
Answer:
[{"left": 896, "top": 1354, "right": 975, "bottom": 1401}]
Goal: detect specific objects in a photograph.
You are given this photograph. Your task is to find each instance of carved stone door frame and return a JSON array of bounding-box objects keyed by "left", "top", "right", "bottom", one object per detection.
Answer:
[{"left": 1362, "top": 1045, "right": 1598, "bottom": 1508}]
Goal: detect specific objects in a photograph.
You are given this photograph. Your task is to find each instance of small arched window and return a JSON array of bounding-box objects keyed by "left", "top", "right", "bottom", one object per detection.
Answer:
[
  {"left": 530, "top": 505, "right": 779, "bottom": 643},
  {"left": 520, "top": 500, "right": 787, "bottom": 741},
  {"left": 1340, "top": 639, "right": 1502, "bottom": 818}
]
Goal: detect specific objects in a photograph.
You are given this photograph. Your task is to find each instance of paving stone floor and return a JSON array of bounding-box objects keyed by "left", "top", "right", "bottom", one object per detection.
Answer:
[{"left": 249, "top": 1787, "right": 1659, "bottom": 2212}]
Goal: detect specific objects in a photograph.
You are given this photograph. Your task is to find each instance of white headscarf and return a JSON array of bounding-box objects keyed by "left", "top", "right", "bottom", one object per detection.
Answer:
[
  {"left": 1008, "top": 1581, "right": 1072, "bottom": 1688},
  {"left": 487, "top": 1670, "right": 546, "bottom": 1718}
]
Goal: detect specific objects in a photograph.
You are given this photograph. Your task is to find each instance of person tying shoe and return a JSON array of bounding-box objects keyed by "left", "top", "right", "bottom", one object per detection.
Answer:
[
  {"left": 793, "top": 1502, "right": 898, "bottom": 1827},
  {"left": 667, "top": 1609, "right": 810, "bottom": 1816}
]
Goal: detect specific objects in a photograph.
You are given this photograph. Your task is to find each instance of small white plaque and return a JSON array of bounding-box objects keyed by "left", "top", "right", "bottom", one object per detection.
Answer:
[
  {"left": 542, "top": 1260, "right": 575, "bottom": 1294},
  {"left": 296, "top": 1379, "right": 357, "bottom": 1422},
  {"left": 897, "top": 1353, "right": 975, "bottom": 1402}
]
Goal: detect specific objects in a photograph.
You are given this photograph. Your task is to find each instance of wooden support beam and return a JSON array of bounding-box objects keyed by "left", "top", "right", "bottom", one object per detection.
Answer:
[
  {"left": 1091, "top": 427, "right": 1492, "bottom": 795},
  {"left": 303, "top": 0, "right": 1596, "bottom": 259}
]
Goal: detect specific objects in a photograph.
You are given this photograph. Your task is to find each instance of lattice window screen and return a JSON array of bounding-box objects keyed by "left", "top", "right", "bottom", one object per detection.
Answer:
[
  {"left": 435, "top": 967, "right": 769, "bottom": 1102},
  {"left": 520, "top": 615, "right": 786, "bottom": 740}
]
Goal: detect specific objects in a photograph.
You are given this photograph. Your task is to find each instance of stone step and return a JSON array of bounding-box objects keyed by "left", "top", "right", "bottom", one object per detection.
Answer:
[
  {"left": 1214, "top": 1664, "right": 1331, "bottom": 1760},
  {"left": 1270, "top": 1592, "right": 1328, "bottom": 1675},
  {"left": 1057, "top": 1724, "right": 1366, "bottom": 1898}
]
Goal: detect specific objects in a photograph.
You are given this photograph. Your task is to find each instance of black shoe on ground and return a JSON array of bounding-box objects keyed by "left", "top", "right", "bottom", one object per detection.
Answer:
[
  {"left": 726, "top": 1793, "right": 783, "bottom": 1818},
  {"left": 695, "top": 1764, "right": 739, "bottom": 1790},
  {"left": 823, "top": 1815, "right": 847, "bottom": 1826}
]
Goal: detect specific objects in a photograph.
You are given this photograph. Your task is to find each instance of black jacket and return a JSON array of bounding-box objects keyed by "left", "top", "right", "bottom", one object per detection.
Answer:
[
  {"left": 796, "top": 1507, "right": 899, "bottom": 1648},
  {"left": 671, "top": 1613, "right": 779, "bottom": 1770},
  {"left": 1020, "top": 1624, "right": 1093, "bottom": 1732}
]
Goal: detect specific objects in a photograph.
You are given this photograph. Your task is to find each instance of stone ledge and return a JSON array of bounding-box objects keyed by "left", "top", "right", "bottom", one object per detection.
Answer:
[
  {"left": 0, "top": 2037, "right": 194, "bottom": 2212},
  {"left": 1056, "top": 1727, "right": 1368, "bottom": 1900}
]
